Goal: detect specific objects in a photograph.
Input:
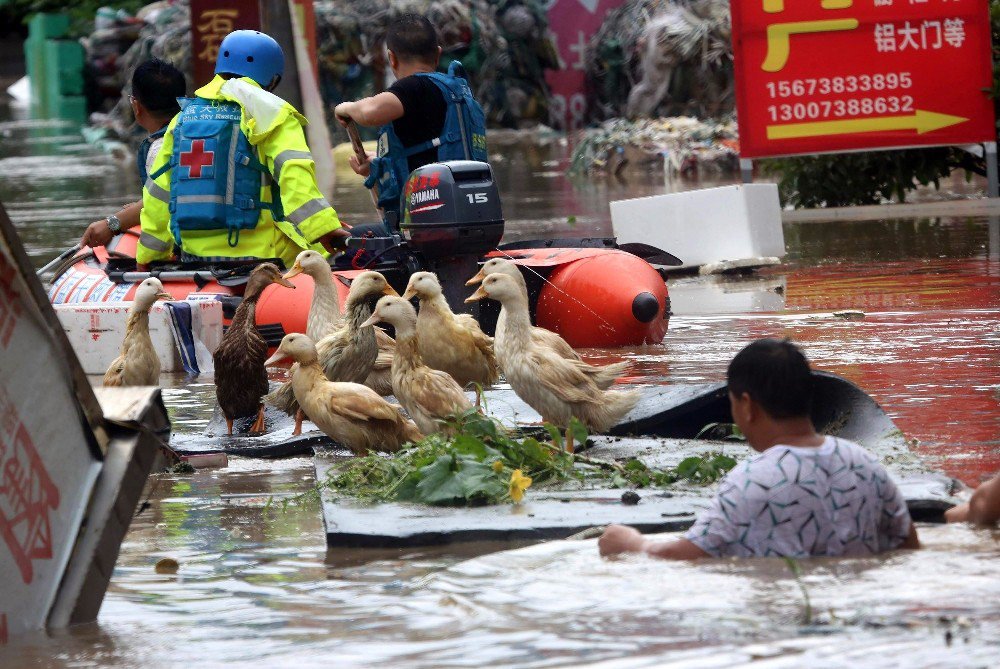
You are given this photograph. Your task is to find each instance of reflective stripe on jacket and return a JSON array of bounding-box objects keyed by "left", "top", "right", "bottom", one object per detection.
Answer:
[{"left": 138, "top": 75, "right": 342, "bottom": 266}]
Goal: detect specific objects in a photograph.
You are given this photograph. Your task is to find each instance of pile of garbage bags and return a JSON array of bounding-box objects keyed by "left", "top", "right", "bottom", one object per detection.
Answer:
[
  {"left": 84, "top": 1, "right": 192, "bottom": 144},
  {"left": 83, "top": 0, "right": 556, "bottom": 145},
  {"left": 316, "top": 0, "right": 557, "bottom": 131},
  {"left": 584, "top": 0, "right": 732, "bottom": 123},
  {"left": 568, "top": 116, "right": 739, "bottom": 176}
]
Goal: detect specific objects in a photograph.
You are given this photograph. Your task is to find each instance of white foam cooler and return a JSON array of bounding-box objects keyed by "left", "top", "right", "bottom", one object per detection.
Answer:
[
  {"left": 610, "top": 184, "right": 786, "bottom": 271},
  {"left": 54, "top": 299, "right": 223, "bottom": 375}
]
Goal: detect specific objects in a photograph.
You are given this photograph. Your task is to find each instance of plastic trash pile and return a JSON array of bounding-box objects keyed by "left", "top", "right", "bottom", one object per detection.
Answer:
[
  {"left": 568, "top": 116, "right": 739, "bottom": 176},
  {"left": 84, "top": 1, "right": 192, "bottom": 144},
  {"left": 83, "top": 0, "right": 556, "bottom": 146},
  {"left": 584, "top": 0, "right": 732, "bottom": 123},
  {"left": 315, "top": 0, "right": 557, "bottom": 132}
]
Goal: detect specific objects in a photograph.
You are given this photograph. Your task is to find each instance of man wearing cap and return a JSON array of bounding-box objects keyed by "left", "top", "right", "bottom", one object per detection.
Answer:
[{"left": 136, "top": 30, "right": 349, "bottom": 270}]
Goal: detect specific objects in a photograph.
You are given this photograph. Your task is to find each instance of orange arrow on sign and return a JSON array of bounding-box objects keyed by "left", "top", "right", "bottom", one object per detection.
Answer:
[{"left": 767, "top": 110, "right": 968, "bottom": 140}]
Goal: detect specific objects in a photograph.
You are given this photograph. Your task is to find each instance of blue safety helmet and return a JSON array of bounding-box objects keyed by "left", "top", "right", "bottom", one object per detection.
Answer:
[{"left": 214, "top": 30, "right": 284, "bottom": 87}]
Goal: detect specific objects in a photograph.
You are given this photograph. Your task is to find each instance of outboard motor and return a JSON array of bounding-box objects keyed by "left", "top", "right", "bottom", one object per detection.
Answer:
[{"left": 401, "top": 161, "right": 504, "bottom": 312}]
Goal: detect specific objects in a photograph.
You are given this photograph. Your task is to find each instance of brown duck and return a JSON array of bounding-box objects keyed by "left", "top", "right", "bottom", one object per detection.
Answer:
[{"left": 214, "top": 263, "right": 295, "bottom": 435}]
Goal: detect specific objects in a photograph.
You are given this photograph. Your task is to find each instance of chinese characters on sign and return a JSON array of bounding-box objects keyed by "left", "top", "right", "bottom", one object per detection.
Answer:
[
  {"left": 190, "top": 0, "right": 262, "bottom": 87},
  {"left": 732, "top": 0, "right": 995, "bottom": 158},
  {"left": 0, "top": 384, "right": 60, "bottom": 585}
]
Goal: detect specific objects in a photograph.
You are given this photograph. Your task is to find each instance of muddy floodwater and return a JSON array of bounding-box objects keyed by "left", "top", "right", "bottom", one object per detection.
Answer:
[{"left": 1, "top": 110, "right": 998, "bottom": 667}]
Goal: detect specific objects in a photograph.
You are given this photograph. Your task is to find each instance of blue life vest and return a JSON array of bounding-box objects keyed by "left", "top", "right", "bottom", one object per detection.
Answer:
[
  {"left": 364, "top": 61, "right": 488, "bottom": 220},
  {"left": 153, "top": 97, "right": 280, "bottom": 248},
  {"left": 137, "top": 125, "right": 167, "bottom": 190}
]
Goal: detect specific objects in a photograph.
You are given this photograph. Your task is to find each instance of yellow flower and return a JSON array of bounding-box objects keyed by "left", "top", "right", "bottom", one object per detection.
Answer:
[
  {"left": 508, "top": 469, "right": 532, "bottom": 503},
  {"left": 492, "top": 460, "right": 504, "bottom": 473}
]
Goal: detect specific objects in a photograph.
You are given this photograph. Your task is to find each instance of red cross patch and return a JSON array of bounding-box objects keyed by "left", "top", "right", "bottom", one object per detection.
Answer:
[{"left": 180, "top": 139, "right": 215, "bottom": 179}]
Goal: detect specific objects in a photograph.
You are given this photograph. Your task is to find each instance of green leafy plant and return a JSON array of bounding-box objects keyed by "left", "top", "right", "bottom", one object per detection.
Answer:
[
  {"left": 695, "top": 422, "right": 745, "bottom": 441},
  {"left": 317, "top": 410, "right": 739, "bottom": 507}
]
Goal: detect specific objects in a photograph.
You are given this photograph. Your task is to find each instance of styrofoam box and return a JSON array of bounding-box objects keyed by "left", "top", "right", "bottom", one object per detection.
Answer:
[
  {"left": 55, "top": 299, "right": 223, "bottom": 375},
  {"left": 610, "top": 184, "right": 785, "bottom": 269}
]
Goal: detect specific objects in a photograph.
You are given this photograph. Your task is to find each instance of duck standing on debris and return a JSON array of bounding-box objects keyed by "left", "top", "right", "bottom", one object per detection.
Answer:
[
  {"left": 403, "top": 271, "right": 499, "bottom": 390},
  {"left": 214, "top": 263, "right": 296, "bottom": 435},
  {"left": 266, "top": 334, "right": 423, "bottom": 454},
  {"left": 362, "top": 295, "right": 472, "bottom": 435},
  {"left": 267, "top": 271, "right": 397, "bottom": 435},
  {"left": 103, "top": 277, "right": 173, "bottom": 387},
  {"left": 467, "top": 258, "right": 629, "bottom": 389},
  {"left": 282, "top": 249, "right": 396, "bottom": 396},
  {"left": 467, "top": 272, "right": 639, "bottom": 452}
]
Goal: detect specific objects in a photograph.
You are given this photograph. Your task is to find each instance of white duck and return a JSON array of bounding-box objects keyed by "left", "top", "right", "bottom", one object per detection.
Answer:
[
  {"left": 402, "top": 271, "right": 499, "bottom": 389},
  {"left": 467, "top": 257, "right": 628, "bottom": 389},
  {"left": 282, "top": 249, "right": 343, "bottom": 340},
  {"left": 283, "top": 249, "right": 395, "bottom": 395},
  {"left": 467, "top": 272, "right": 639, "bottom": 451},
  {"left": 266, "top": 270, "right": 396, "bottom": 435},
  {"left": 103, "top": 277, "right": 172, "bottom": 387},
  {"left": 265, "top": 333, "right": 423, "bottom": 455},
  {"left": 362, "top": 295, "right": 473, "bottom": 435}
]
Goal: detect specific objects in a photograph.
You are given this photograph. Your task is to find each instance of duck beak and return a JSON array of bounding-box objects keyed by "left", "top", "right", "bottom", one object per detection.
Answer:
[
  {"left": 465, "top": 286, "right": 488, "bottom": 303},
  {"left": 382, "top": 285, "right": 399, "bottom": 297},
  {"left": 154, "top": 291, "right": 173, "bottom": 301},
  {"left": 465, "top": 268, "right": 486, "bottom": 286},
  {"left": 359, "top": 312, "right": 380, "bottom": 329},
  {"left": 282, "top": 262, "right": 303, "bottom": 280},
  {"left": 401, "top": 287, "right": 416, "bottom": 300},
  {"left": 265, "top": 350, "right": 288, "bottom": 366},
  {"left": 275, "top": 276, "right": 297, "bottom": 289}
]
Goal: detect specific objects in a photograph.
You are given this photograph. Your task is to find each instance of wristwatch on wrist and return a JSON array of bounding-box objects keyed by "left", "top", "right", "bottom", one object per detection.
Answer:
[{"left": 106, "top": 214, "right": 122, "bottom": 234}]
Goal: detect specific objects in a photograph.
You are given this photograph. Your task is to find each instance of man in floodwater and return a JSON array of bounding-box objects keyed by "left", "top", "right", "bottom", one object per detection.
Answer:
[
  {"left": 599, "top": 338, "right": 920, "bottom": 559},
  {"left": 333, "top": 13, "right": 488, "bottom": 229},
  {"left": 81, "top": 59, "right": 185, "bottom": 248},
  {"left": 945, "top": 472, "right": 1000, "bottom": 525},
  {"left": 135, "top": 30, "right": 349, "bottom": 270}
]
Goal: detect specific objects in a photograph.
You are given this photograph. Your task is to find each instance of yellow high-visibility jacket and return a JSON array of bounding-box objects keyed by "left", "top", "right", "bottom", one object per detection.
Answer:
[{"left": 137, "top": 75, "right": 342, "bottom": 266}]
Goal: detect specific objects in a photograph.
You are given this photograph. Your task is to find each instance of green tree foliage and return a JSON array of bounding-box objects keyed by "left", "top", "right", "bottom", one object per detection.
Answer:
[{"left": 764, "top": 0, "right": 1000, "bottom": 208}]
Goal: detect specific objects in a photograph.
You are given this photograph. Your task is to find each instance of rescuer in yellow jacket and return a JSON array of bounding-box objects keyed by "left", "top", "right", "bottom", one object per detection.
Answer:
[{"left": 136, "top": 30, "right": 349, "bottom": 269}]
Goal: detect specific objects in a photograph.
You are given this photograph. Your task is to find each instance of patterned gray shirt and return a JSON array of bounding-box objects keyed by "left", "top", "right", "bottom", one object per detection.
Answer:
[{"left": 685, "top": 436, "right": 912, "bottom": 558}]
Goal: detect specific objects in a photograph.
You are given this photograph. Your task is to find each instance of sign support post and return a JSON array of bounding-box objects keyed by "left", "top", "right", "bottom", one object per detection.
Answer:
[
  {"left": 985, "top": 142, "right": 998, "bottom": 199},
  {"left": 740, "top": 158, "right": 754, "bottom": 185}
]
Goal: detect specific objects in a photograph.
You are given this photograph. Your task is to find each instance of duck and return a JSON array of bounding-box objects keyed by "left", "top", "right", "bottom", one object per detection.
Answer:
[
  {"left": 265, "top": 333, "right": 423, "bottom": 454},
  {"left": 214, "top": 263, "right": 296, "bottom": 435},
  {"left": 266, "top": 271, "right": 397, "bottom": 435},
  {"left": 281, "top": 249, "right": 396, "bottom": 396},
  {"left": 282, "top": 249, "right": 343, "bottom": 341},
  {"left": 466, "top": 258, "right": 627, "bottom": 389},
  {"left": 103, "top": 277, "right": 173, "bottom": 387},
  {"left": 466, "top": 272, "right": 639, "bottom": 452},
  {"left": 362, "top": 295, "right": 473, "bottom": 435},
  {"left": 402, "top": 271, "right": 499, "bottom": 390}
]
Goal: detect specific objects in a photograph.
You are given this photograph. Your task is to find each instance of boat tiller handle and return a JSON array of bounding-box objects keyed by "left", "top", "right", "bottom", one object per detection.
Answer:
[{"left": 345, "top": 120, "right": 382, "bottom": 216}]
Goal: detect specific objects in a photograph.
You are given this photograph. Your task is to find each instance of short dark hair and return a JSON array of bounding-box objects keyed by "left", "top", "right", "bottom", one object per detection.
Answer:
[
  {"left": 386, "top": 13, "right": 439, "bottom": 64},
  {"left": 131, "top": 58, "right": 185, "bottom": 118},
  {"left": 727, "top": 338, "right": 813, "bottom": 419}
]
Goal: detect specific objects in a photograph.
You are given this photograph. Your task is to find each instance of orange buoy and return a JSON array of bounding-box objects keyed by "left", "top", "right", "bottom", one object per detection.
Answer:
[{"left": 534, "top": 250, "right": 668, "bottom": 348}]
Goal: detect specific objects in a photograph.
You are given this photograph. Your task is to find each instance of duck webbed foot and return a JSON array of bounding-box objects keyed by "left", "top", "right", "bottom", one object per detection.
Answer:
[{"left": 249, "top": 404, "right": 267, "bottom": 435}]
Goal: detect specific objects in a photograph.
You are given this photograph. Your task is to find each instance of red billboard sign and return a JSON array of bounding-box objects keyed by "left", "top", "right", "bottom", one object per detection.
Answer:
[
  {"left": 732, "top": 0, "right": 996, "bottom": 159},
  {"left": 190, "top": 0, "right": 261, "bottom": 87}
]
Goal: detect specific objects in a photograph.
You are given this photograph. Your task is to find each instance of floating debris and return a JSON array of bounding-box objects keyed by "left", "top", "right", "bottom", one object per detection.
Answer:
[
  {"left": 154, "top": 557, "right": 180, "bottom": 574},
  {"left": 569, "top": 115, "right": 738, "bottom": 176}
]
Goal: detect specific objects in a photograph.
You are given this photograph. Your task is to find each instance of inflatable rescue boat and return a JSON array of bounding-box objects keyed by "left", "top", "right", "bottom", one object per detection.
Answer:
[{"left": 46, "top": 161, "right": 674, "bottom": 348}]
